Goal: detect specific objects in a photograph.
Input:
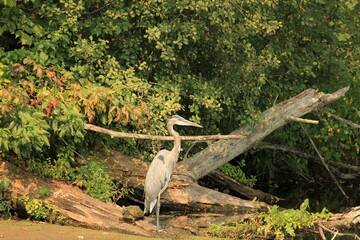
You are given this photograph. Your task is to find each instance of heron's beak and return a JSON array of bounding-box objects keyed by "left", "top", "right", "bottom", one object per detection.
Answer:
[
  {"left": 178, "top": 119, "right": 203, "bottom": 128},
  {"left": 190, "top": 122, "right": 203, "bottom": 128}
]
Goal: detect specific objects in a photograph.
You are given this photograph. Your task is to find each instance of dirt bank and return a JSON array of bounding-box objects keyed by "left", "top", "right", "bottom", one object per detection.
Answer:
[{"left": 0, "top": 219, "right": 221, "bottom": 240}]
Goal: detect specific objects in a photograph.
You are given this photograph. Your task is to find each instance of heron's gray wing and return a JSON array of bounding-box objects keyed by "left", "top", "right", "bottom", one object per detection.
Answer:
[{"left": 144, "top": 150, "right": 172, "bottom": 214}]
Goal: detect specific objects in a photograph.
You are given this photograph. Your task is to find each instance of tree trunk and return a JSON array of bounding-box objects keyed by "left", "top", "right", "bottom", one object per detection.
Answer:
[
  {"left": 108, "top": 152, "right": 269, "bottom": 213},
  {"left": 177, "top": 87, "right": 350, "bottom": 182},
  {"left": 205, "top": 170, "right": 281, "bottom": 204}
]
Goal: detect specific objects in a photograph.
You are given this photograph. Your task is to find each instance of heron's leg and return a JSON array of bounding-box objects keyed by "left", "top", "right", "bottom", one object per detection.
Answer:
[{"left": 156, "top": 192, "right": 161, "bottom": 232}]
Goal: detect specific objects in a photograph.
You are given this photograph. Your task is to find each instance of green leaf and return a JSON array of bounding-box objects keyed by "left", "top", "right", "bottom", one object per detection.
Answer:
[
  {"left": 1, "top": 0, "right": 17, "bottom": 7},
  {"left": 41, "top": 135, "right": 50, "bottom": 147},
  {"left": 39, "top": 52, "right": 48, "bottom": 62},
  {"left": 33, "top": 25, "right": 44, "bottom": 37}
]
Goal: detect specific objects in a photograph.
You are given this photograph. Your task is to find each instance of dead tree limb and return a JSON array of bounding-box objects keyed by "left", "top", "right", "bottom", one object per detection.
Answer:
[
  {"left": 255, "top": 142, "right": 360, "bottom": 180},
  {"left": 84, "top": 124, "right": 246, "bottom": 141},
  {"left": 0, "top": 162, "right": 153, "bottom": 237},
  {"left": 316, "top": 206, "right": 360, "bottom": 235},
  {"left": 177, "top": 86, "right": 350, "bottom": 182},
  {"left": 205, "top": 170, "right": 282, "bottom": 204},
  {"left": 318, "top": 109, "right": 360, "bottom": 128},
  {"left": 299, "top": 123, "right": 349, "bottom": 200},
  {"left": 286, "top": 116, "right": 319, "bottom": 124}
]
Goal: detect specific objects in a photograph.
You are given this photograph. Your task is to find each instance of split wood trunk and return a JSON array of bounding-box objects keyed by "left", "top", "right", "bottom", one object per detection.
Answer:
[{"left": 107, "top": 153, "right": 269, "bottom": 213}]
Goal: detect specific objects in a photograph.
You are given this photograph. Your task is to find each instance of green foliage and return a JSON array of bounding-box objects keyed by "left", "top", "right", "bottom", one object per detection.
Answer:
[
  {"left": 0, "top": 178, "right": 13, "bottom": 218},
  {"left": 219, "top": 161, "right": 256, "bottom": 187},
  {"left": 0, "top": 0, "right": 358, "bottom": 206},
  {"left": 209, "top": 199, "right": 332, "bottom": 239},
  {"left": 7, "top": 110, "right": 50, "bottom": 158},
  {"left": 248, "top": 0, "right": 360, "bottom": 181},
  {"left": 72, "top": 161, "right": 123, "bottom": 202},
  {"left": 0, "top": 178, "right": 9, "bottom": 191},
  {"left": 261, "top": 199, "right": 331, "bottom": 238},
  {"left": 37, "top": 186, "right": 53, "bottom": 199},
  {"left": 18, "top": 195, "right": 65, "bottom": 223},
  {"left": 26, "top": 154, "right": 75, "bottom": 180},
  {"left": 0, "top": 199, "right": 12, "bottom": 218}
]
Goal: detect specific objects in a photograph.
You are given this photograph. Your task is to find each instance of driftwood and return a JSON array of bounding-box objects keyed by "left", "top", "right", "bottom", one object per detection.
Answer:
[{"left": 319, "top": 206, "right": 360, "bottom": 230}]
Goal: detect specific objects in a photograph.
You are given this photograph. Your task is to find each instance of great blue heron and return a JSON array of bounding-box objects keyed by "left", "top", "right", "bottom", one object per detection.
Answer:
[{"left": 144, "top": 115, "right": 202, "bottom": 232}]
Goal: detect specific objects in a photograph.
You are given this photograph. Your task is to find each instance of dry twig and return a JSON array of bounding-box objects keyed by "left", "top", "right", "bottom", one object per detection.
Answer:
[
  {"left": 318, "top": 109, "right": 360, "bottom": 129},
  {"left": 287, "top": 116, "right": 319, "bottom": 124},
  {"left": 299, "top": 123, "right": 349, "bottom": 200},
  {"left": 317, "top": 223, "right": 360, "bottom": 240}
]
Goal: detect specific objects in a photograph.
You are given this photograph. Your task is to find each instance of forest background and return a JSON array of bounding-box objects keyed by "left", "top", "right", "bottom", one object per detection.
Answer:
[{"left": 0, "top": 0, "right": 359, "bottom": 214}]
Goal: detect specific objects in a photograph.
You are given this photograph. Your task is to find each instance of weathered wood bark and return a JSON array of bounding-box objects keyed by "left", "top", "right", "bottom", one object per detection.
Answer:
[
  {"left": 177, "top": 86, "right": 350, "bottom": 182},
  {"left": 206, "top": 170, "right": 281, "bottom": 204},
  {"left": 107, "top": 152, "right": 268, "bottom": 213},
  {"left": 315, "top": 207, "right": 360, "bottom": 239},
  {"left": 318, "top": 206, "right": 360, "bottom": 230},
  {"left": 0, "top": 162, "right": 152, "bottom": 237}
]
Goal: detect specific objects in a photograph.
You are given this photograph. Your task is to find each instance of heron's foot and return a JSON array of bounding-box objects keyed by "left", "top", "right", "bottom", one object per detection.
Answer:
[
  {"left": 156, "top": 226, "right": 173, "bottom": 235},
  {"left": 156, "top": 222, "right": 164, "bottom": 232},
  {"left": 156, "top": 227, "right": 164, "bottom": 233}
]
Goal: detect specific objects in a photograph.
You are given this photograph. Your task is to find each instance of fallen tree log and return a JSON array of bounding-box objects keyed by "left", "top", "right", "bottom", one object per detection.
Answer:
[
  {"left": 205, "top": 170, "right": 281, "bottom": 204},
  {"left": 0, "top": 162, "right": 152, "bottom": 237},
  {"left": 88, "top": 87, "right": 350, "bottom": 213},
  {"left": 318, "top": 206, "right": 360, "bottom": 230},
  {"left": 315, "top": 206, "right": 360, "bottom": 239},
  {"left": 177, "top": 86, "right": 350, "bottom": 182},
  {"left": 107, "top": 152, "right": 268, "bottom": 213}
]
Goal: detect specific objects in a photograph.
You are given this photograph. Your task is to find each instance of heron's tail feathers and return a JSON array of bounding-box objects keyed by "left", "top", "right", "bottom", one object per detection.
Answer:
[{"left": 144, "top": 198, "right": 157, "bottom": 214}]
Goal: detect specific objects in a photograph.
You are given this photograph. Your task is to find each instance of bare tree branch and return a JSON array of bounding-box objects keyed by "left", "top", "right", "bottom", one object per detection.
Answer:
[
  {"left": 299, "top": 123, "right": 349, "bottom": 200},
  {"left": 84, "top": 123, "right": 247, "bottom": 141},
  {"left": 318, "top": 109, "right": 360, "bottom": 128},
  {"left": 255, "top": 142, "right": 360, "bottom": 180},
  {"left": 287, "top": 116, "right": 319, "bottom": 124}
]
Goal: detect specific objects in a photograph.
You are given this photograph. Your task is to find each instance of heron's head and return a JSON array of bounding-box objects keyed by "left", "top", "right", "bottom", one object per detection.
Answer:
[{"left": 168, "top": 115, "right": 202, "bottom": 128}]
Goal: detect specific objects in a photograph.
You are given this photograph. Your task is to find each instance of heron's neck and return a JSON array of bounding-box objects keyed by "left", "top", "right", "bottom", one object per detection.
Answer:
[{"left": 167, "top": 124, "right": 181, "bottom": 157}]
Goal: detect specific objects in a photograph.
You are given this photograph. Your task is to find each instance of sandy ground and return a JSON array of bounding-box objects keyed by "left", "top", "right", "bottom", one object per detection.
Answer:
[
  {"left": 0, "top": 220, "right": 145, "bottom": 240},
  {"left": 0, "top": 219, "right": 221, "bottom": 240}
]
